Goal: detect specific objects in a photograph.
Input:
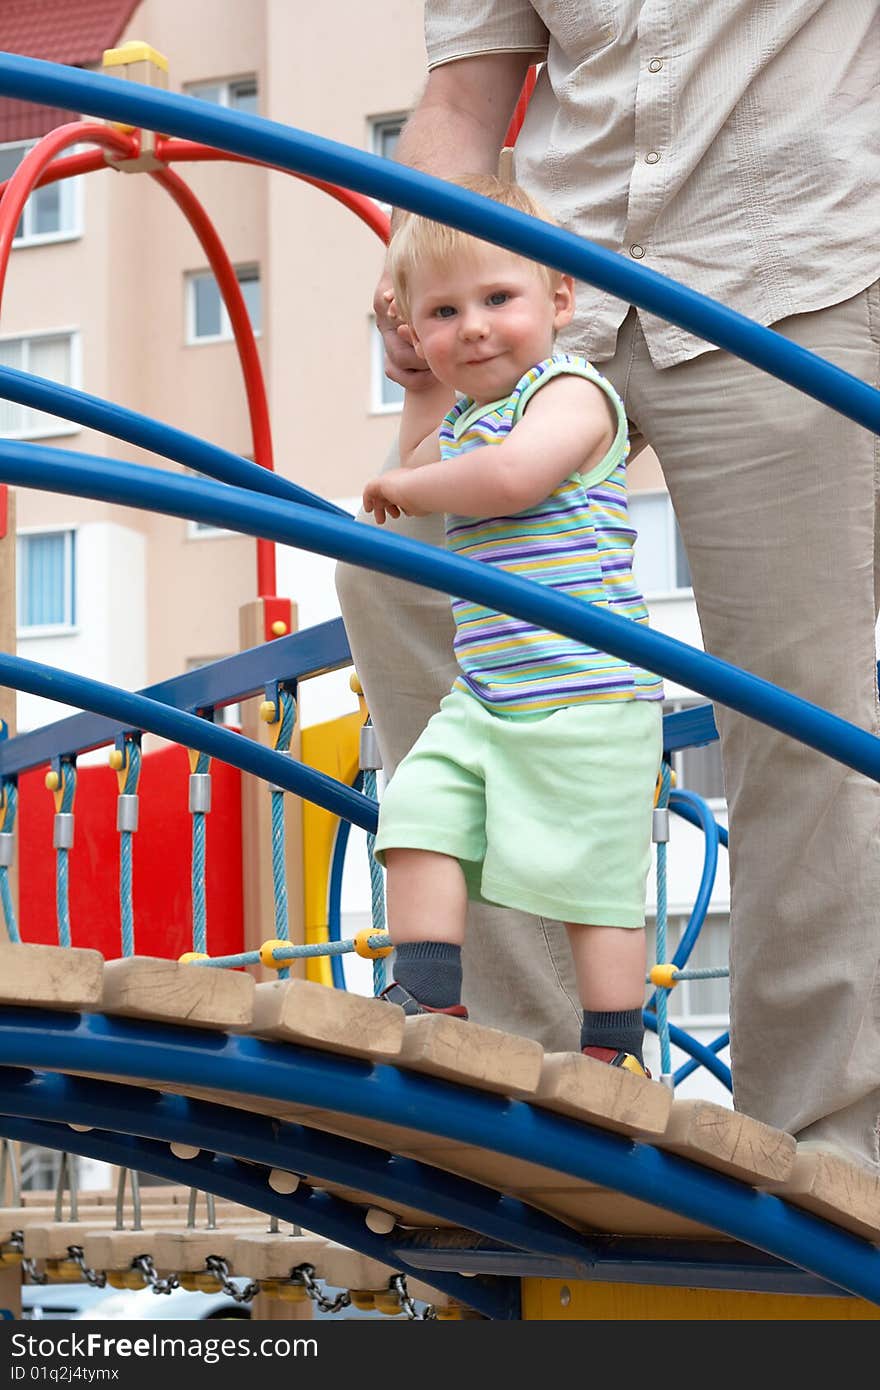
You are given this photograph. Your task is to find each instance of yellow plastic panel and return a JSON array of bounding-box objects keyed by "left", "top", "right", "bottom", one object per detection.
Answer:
[
  {"left": 300, "top": 710, "right": 363, "bottom": 986},
  {"left": 522, "top": 1278, "right": 880, "bottom": 1321}
]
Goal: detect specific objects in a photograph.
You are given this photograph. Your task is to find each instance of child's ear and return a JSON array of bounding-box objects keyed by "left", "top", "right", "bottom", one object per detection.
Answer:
[
  {"left": 552, "top": 274, "right": 576, "bottom": 331},
  {"left": 406, "top": 323, "right": 426, "bottom": 359}
]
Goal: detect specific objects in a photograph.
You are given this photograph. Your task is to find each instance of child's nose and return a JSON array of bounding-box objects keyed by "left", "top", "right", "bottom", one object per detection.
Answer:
[{"left": 460, "top": 309, "right": 489, "bottom": 339}]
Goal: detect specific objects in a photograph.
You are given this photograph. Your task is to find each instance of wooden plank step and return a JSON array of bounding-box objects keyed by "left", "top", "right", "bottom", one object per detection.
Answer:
[
  {"left": 764, "top": 1150, "right": 880, "bottom": 1242},
  {"left": 0, "top": 942, "right": 103, "bottom": 1011},
  {"left": 655, "top": 1099, "right": 797, "bottom": 1185},
  {"left": 396, "top": 1014, "right": 544, "bottom": 1097},
  {"left": 152, "top": 1223, "right": 269, "bottom": 1273},
  {"left": 251, "top": 979, "right": 405, "bottom": 1060},
  {"left": 231, "top": 1232, "right": 328, "bottom": 1280},
  {"left": 100, "top": 958, "right": 254, "bottom": 1031},
  {"left": 532, "top": 1052, "right": 672, "bottom": 1137}
]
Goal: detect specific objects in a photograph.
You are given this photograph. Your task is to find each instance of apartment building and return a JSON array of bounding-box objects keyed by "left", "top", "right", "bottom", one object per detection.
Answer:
[{"left": 0, "top": 0, "right": 731, "bottom": 1104}]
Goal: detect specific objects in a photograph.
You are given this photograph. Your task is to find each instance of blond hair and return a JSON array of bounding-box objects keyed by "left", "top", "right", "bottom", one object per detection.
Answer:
[{"left": 388, "top": 174, "right": 561, "bottom": 321}]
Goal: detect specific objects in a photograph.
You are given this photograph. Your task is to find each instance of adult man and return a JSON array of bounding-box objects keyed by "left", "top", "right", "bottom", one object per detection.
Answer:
[{"left": 335, "top": 2, "right": 880, "bottom": 1169}]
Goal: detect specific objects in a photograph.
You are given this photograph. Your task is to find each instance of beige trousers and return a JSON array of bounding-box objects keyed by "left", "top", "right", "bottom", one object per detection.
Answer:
[{"left": 336, "top": 282, "right": 880, "bottom": 1165}]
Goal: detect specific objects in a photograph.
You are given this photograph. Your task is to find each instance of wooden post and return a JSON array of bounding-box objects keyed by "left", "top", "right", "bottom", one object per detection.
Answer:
[{"left": 238, "top": 598, "right": 305, "bottom": 981}]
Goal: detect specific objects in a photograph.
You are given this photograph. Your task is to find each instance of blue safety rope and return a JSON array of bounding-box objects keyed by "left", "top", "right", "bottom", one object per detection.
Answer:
[
  {"left": 190, "top": 750, "right": 210, "bottom": 956},
  {"left": 54, "top": 760, "right": 76, "bottom": 949},
  {"left": 654, "top": 762, "right": 673, "bottom": 1081},
  {"left": 0, "top": 779, "right": 18, "bottom": 944},
  {"left": 268, "top": 691, "right": 296, "bottom": 981},
  {"left": 361, "top": 767, "right": 387, "bottom": 995},
  {"left": 117, "top": 739, "right": 142, "bottom": 958}
]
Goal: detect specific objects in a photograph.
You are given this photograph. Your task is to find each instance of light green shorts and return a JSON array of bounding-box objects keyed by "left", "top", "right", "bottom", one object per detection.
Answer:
[{"left": 374, "top": 689, "right": 663, "bottom": 927}]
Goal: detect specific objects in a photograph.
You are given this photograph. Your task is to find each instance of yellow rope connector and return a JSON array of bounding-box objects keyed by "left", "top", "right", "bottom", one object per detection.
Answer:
[
  {"left": 349, "top": 672, "right": 363, "bottom": 696},
  {"left": 653, "top": 765, "right": 677, "bottom": 806},
  {"left": 353, "top": 927, "right": 393, "bottom": 960},
  {"left": 259, "top": 938, "right": 291, "bottom": 970},
  {"left": 108, "top": 749, "right": 124, "bottom": 771},
  {"left": 178, "top": 951, "right": 209, "bottom": 965},
  {"left": 649, "top": 962, "right": 679, "bottom": 990},
  {"left": 259, "top": 699, "right": 279, "bottom": 725},
  {"left": 44, "top": 769, "right": 60, "bottom": 793}
]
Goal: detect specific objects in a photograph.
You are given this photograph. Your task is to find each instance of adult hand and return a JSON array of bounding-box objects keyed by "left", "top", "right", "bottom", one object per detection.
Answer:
[{"left": 373, "top": 269, "right": 438, "bottom": 393}]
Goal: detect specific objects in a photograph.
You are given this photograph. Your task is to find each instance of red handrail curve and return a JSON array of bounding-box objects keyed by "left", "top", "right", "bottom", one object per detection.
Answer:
[
  {"left": 149, "top": 161, "right": 277, "bottom": 595},
  {"left": 0, "top": 122, "right": 395, "bottom": 598}
]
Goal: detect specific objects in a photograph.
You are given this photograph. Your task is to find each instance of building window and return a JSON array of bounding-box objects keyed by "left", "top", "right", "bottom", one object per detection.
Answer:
[
  {"left": 0, "top": 140, "right": 81, "bottom": 246},
  {"left": 370, "top": 321, "right": 404, "bottom": 412},
  {"left": 664, "top": 697, "right": 725, "bottom": 803},
  {"left": 628, "top": 491, "right": 691, "bottom": 596},
  {"left": 184, "top": 76, "right": 259, "bottom": 114},
  {"left": 646, "top": 912, "right": 730, "bottom": 1027},
  {"left": 186, "top": 265, "right": 261, "bottom": 343},
  {"left": 0, "top": 332, "right": 78, "bottom": 439},
  {"left": 17, "top": 528, "right": 76, "bottom": 634},
  {"left": 371, "top": 115, "right": 406, "bottom": 162}
]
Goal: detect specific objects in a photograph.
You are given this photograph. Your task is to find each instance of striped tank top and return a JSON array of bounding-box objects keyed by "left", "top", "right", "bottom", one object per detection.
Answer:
[{"left": 442, "top": 353, "right": 664, "bottom": 718}]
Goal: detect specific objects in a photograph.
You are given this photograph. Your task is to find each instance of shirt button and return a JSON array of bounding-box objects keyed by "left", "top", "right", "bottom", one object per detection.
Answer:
[
  {"left": 645, "top": 151, "right": 661, "bottom": 164},
  {"left": 629, "top": 244, "right": 645, "bottom": 259},
  {"left": 648, "top": 58, "right": 663, "bottom": 72}
]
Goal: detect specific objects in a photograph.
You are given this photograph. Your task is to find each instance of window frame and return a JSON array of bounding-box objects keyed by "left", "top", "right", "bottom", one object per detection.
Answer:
[
  {"left": 628, "top": 488, "right": 693, "bottom": 600},
  {"left": 183, "top": 75, "right": 259, "bottom": 114},
  {"left": 185, "top": 264, "right": 261, "bottom": 346},
  {"left": 0, "top": 137, "right": 83, "bottom": 248},
  {"left": 0, "top": 328, "right": 81, "bottom": 440},
  {"left": 369, "top": 318, "right": 405, "bottom": 415},
  {"left": 16, "top": 524, "right": 77, "bottom": 638}
]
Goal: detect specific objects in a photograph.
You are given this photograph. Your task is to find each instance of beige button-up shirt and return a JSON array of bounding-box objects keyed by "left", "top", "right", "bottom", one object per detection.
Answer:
[{"left": 425, "top": 1, "right": 880, "bottom": 367}]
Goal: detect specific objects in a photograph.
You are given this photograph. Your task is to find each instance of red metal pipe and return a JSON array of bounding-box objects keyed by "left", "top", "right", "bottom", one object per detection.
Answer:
[
  {"left": 504, "top": 67, "right": 538, "bottom": 148},
  {"left": 156, "top": 139, "right": 390, "bottom": 244},
  {"left": 0, "top": 122, "right": 135, "bottom": 310},
  {"left": 150, "top": 163, "right": 277, "bottom": 597}
]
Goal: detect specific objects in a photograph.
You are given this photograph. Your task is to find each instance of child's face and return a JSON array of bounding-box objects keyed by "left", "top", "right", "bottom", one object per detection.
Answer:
[{"left": 406, "top": 244, "right": 575, "bottom": 405}]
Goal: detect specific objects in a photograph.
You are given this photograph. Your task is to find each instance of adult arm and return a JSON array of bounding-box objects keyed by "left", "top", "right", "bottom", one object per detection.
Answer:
[{"left": 376, "top": 52, "right": 535, "bottom": 390}]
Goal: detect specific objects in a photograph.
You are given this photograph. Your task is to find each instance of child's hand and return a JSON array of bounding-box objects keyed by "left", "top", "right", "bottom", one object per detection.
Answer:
[
  {"left": 363, "top": 469, "right": 428, "bottom": 525},
  {"left": 372, "top": 272, "right": 436, "bottom": 392}
]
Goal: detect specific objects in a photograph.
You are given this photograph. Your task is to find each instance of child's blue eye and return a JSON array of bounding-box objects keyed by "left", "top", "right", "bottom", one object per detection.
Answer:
[
  {"left": 434, "top": 305, "right": 456, "bottom": 318},
  {"left": 487, "top": 292, "right": 509, "bottom": 305}
]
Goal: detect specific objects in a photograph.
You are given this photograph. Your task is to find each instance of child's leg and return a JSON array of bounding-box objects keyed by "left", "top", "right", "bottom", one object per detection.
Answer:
[
  {"left": 565, "top": 923, "right": 647, "bottom": 1067},
  {"left": 384, "top": 848, "right": 468, "bottom": 1012}
]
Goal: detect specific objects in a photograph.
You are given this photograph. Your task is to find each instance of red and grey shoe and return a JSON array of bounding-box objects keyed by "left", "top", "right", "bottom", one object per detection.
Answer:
[
  {"left": 582, "top": 1044, "right": 652, "bottom": 1078},
  {"left": 380, "top": 982, "right": 468, "bottom": 1019}
]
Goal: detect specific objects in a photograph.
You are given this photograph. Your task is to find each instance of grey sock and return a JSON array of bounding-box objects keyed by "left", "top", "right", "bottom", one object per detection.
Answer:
[
  {"left": 393, "top": 941, "right": 462, "bottom": 1009},
  {"left": 581, "top": 1008, "right": 644, "bottom": 1064}
]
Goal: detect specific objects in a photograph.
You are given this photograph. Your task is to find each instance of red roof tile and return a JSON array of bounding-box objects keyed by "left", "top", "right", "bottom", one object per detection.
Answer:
[
  {"left": 0, "top": 0, "right": 142, "bottom": 67},
  {"left": 0, "top": 0, "right": 142, "bottom": 141}
]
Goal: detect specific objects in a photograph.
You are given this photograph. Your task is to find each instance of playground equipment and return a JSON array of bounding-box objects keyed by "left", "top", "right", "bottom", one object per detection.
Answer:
[{"left": 0, "top": 47, "right": 876, "bottom": 1322}]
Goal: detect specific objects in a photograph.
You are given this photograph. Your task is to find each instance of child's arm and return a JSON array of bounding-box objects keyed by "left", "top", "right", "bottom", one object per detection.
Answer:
[
  {"left": 365, "top": 375, "right": 615, "bottom": 523},
  {"left": 398, "top": 373, "right": 455, "bottom": 468}
]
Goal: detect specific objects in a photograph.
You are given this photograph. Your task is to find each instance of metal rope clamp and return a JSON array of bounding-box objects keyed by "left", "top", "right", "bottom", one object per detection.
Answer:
[
  {"left": 189, "top": 773, "right": 212, "bottom": 815},
  {"left": 0, "top": 832, "right": 13, "bottom": 867}
]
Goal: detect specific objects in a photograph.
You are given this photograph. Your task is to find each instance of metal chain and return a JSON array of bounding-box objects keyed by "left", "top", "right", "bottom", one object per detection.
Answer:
[
  {"left": 293, "top": 1263, "right": 351, "bottom": 1314},
  {"left": 203, "top": 1256, "right": 259, "bottom": 1304},
  {"left": 68, "top": 1246, "right": 107, "bottom": 1288},
  {"left": 21, "top": 1256, "right": 48, "bottom": 1285},
  {"left": 389, "top": 1273, "right": 437, "bottom": 1320},
  {"left": 132, "top": 1254, "right": 178, "bottom": 1295}
]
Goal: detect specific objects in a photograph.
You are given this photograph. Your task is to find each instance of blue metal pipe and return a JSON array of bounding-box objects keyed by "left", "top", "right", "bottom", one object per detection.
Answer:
[
  {"left": 0, "top": 53, "right": 877, "bottom": 436},
  {"left": 675, "top": 1031, "right": 731, "bottom": 1088},
  {"left": 0, "top": 365, "right": 346, "bottom": 517},
  {"left": 668, "top": 790, "right": 721, "bottom": 969},
  {"left": 0, "top": 1009, "right": 875, "bottom": 1304},
  {"left": 0, "top": 1068, "right": 597, "bottom": 1270},
  {"left": 643, "top": 1011, "right": 733, "bottom": 1091},
  {"left": 1, "top": 445, "right": 880, "bottom": 792},
  {"left": 0, "top": 618, "right": 352, "bottom": 780},
  {"left": 0, "top": 649, "right": 377, "bottom": 833},
  {"left": 0, "top": 1112, "right": 513, "bottom": 1319}
]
